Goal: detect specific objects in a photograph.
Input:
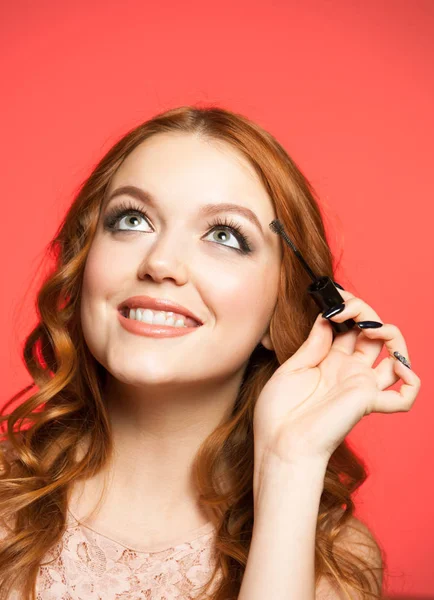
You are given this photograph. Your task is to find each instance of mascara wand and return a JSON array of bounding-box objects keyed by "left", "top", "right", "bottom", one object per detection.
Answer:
[{"left": 269, "top": 219, "right": 356, "bottom": 334}]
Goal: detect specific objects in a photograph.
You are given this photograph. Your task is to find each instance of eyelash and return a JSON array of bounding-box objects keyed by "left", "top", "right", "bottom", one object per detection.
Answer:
[{"left": 102, "top": 199, "right": 253, "bottom": 254}]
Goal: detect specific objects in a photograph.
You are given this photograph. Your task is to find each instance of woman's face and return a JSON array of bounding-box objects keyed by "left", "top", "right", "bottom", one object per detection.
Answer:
[{"left": 80, "top": 133, "right": 282, "bottom": 390}]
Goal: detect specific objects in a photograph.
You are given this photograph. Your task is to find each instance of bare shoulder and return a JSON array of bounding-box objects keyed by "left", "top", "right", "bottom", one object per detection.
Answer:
[
  {"left": 0, "top": 436, "right": 14, "bottom": 467},
  {"left": 336, "top": 515, "right": 382, "bottom": 546},
  {"left": 0, "top": 435, "right": 23, "bottom": 459},
  {"left": 315, "top": 516, "right": 383, "bottom": 599}
]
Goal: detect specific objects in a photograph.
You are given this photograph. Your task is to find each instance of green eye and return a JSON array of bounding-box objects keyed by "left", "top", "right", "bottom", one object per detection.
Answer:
[{"left": 103, "top": 201, "right": 253, "bottom": 255}]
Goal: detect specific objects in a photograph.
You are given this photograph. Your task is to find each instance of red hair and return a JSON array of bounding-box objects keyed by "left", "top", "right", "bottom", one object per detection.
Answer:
[{"left": 0, "top": 104, "right": 384, "bottom": 599}]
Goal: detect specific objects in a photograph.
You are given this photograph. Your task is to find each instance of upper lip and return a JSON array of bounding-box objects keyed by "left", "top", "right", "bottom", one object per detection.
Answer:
[{"left": 117, "top": 295, "right": 204, "bottom": 325}]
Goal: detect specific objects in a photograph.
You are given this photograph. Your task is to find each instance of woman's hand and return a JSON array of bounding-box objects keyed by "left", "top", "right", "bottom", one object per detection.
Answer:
[{"left": 253, "top": 289, "right": 421, "bottom": 469}]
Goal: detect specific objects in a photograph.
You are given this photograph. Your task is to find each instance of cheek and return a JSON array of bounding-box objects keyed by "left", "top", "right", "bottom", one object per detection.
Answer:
[
  {"left": 80, "top": 242, "right": 129, "bottom": 361},
  {"left": 203, "top": 263, "right": 278, "bottom": 326},
  {"left": 82, "top": 242, "right": 126, "bottom": 304},
  {"left": 80, "top": 243, "right": 127, "bottom": 352}
]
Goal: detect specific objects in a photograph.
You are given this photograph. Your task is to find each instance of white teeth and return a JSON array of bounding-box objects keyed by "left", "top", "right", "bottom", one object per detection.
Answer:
[{"left": 128, "top": 308, "right": 187, "bottom": 327}]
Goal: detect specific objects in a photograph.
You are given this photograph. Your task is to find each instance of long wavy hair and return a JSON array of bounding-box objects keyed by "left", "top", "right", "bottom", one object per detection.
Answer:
[{"left": 0, "top": 104, "right": 385, "bottom": 599}]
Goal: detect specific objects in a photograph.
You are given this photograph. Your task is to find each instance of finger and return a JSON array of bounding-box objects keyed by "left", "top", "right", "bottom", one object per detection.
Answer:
[
  {"left": 334, "top": 288, "right": 356, "bottom": 302},
  {"left": 321, "top": 289, "right": 360, "bottom": 355},
  {"left": 360, "top": 322, "right": 410, "bottom": 389},
  {"left": 371, "top": 359, "right": 421, "bottom": 414},
  {"left": 326, "top": 296, "right": 384, "bottom": 363},
  {"left": 279, "top": 312, "right": 333, "bottom": 374},
  {"left": 374, "top": 355, "right": 403, "bottom": 390}
]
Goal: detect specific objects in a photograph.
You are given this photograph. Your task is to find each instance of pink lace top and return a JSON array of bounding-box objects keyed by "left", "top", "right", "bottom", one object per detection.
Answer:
[
  {"left": 0, "top": 440, "right": 223, "bottom": 598},
  {"left": 2, "top": 507, "right": 222, "bottom": 599}
]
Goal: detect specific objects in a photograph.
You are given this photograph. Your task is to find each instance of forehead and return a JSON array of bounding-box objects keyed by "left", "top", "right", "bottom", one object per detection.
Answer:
[{"left": 106, "top": 133, "right": 271, "bottom": 208}]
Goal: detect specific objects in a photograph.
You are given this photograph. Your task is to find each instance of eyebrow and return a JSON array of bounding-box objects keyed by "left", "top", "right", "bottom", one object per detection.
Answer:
[{"left": 105, "top": 185, "right": 264, "bottom": 236}]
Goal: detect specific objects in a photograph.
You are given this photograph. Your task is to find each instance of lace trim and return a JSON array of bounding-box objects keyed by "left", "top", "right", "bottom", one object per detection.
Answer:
[{"left": 66, "top": 506, "right": 216, "bottom": 554}]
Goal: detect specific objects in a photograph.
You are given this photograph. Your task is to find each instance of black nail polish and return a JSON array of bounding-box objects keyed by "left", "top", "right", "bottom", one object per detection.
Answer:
[
  {"left": 393, "top": 351, "right": 411, "bottom": 369},
  {"left": 322, "top": 303, "right": 345, "bottom": 319},
  {"left": 333, "top": 281, "right": 345, "bottom": 291},
  {"left": 356, "top": 321, "right": 383, "bottom": 329}
]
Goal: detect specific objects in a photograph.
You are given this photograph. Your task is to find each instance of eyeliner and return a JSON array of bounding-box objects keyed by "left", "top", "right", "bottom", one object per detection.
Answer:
[{"left": 269, "top": 219, "right": 356, "bottom": 334}]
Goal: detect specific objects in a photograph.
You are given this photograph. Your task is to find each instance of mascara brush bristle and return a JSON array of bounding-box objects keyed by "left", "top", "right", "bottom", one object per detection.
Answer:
[
  {"left": 269, "top": 219, "right": 298, "bottom": 254},
  {"left": 269, "top": 219, "right": 318, "bottom": 281}
]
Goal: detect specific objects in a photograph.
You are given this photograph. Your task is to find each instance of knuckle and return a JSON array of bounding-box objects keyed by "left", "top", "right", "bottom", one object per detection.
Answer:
[
  {"left": 388, "top": 323, "right": 402, "bottom": 336},
  {"left": 346, "top": 296, "right": 359, "bottom": 307}
]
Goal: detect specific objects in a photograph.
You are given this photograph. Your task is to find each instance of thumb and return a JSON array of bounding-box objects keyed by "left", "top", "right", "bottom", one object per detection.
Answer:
[{"left": 279, "top": 312, "right": 333, "bottom": 374}]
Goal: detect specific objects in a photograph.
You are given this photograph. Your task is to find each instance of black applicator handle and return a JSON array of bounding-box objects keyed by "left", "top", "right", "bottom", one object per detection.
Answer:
[
  {"left": 307, "top": 276, "right": 356, "bottom": 334},
  {"left": 268, "top": 219, "right": 356, "bottom": 335}
]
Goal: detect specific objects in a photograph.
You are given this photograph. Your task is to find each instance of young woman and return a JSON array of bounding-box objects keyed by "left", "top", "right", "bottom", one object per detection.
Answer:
[{"left": 0, "top": 105, "right": 420, "bottom": 599}]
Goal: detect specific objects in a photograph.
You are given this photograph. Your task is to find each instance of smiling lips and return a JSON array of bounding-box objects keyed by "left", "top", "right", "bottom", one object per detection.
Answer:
[
  {"left": 117, "top": 309, "right": 203, "bottom": 338},
  {"left": 117, "top": 295, "right": 203, "bottom": 326},
  {"left": 119, "top": 306, "right": 200, "bottom": 328},
  {"left": 116, "top": 294, "right": 204, "bottom": 338}
]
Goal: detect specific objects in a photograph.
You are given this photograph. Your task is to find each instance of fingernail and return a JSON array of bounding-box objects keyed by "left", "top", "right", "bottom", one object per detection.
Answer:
[
  {"left": 322, "top": 303, "right": 345, "bottom": 319},
  {"left": 393, "top": 351, "right": 412, "bottom": 369},
  {"left": 333, "top": 281, "right": 345, "bottom": 291},
  {"left": 357, "top": 321, "right": 383, "bottom": 329}
]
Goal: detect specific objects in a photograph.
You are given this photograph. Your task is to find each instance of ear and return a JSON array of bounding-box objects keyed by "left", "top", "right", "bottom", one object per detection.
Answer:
[{"left": 259, "top": 330, "right": 274, "bottom": 351}]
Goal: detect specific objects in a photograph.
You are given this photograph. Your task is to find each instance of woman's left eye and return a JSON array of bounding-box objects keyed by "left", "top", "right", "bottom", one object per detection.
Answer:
[
  {"left": 204, "top": 216, "right": 252, "bottom": 254},
  {"left": 103, "top": 204, "right": 253, "bottom": 255}
]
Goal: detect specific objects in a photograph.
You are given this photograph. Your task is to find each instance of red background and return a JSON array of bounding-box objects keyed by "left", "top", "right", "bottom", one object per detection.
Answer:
[{"left": 1, "top": 1, "right": 433, "bottom": 597}]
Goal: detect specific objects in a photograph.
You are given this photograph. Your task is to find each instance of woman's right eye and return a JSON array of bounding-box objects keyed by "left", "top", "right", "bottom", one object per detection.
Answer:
[{"left": 103, "top": 208, "right": 151, "bottom": 232}]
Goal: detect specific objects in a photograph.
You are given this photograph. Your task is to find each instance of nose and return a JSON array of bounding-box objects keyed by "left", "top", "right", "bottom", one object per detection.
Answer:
[{"left": 136, "top": 229, "right": 190, "bottom": 285}]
